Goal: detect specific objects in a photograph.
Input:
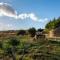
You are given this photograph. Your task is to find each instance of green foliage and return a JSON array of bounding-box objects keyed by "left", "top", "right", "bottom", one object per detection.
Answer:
[
  {"left": 17, "top": 30, "right": 26, "bottom": 35},
  {"left": 8, "top": 37, "right": 20, "bottom": 46},
  {"left": 28, "top": 27, "right": 36, "bottom": 37},
  {"left": 49, "top": 40, "right": 60, "bottom": 46},
  {"left": 37, "top": 28, "right": 43, "bottom": 32},
  {"left": 45, "top": 17, "right": 60, "bottom": 29},
  {"left": 2, "top": 38, "right": 20, "bottom": 59},
  {"left": 0, "top": 36, "right": 60, "bottom": 60}
]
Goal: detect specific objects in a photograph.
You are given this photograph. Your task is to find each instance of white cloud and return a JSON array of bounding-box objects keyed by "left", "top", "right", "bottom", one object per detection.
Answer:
[
  {"left": 0, "top": 2, "right": 48, "bottom": 22},
  {"left": 28, "top": 13, "right": 38, "bottom": 21},
  {"left": 18, "top": 13, "right": 38, "bottom": 21},
  {"left": 0, "top": 2, "right": 49, "bottom": 30},
  {"left": 38, "top": 18, "right": 48, "bottom": 22}
]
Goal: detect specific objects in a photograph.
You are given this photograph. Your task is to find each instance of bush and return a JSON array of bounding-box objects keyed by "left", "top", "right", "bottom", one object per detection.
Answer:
[
  {"left": 28, "top": 28, "right": 36, "bottom": 37},
  {"left": 17, "top": 30, "right": 26, "bottom": 36}
]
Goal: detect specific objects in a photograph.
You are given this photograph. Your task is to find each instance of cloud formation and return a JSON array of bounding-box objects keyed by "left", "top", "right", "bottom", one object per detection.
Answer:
[
  {"left": 0, "top": 2, "right": 49, "bottom": 30},
  {"left": 0, "top": 2, "right": 48, "bottom": 22},
  {"left": 18, "top": 13, "right": 38, "bottom": 21},
  {"left": 0, "top": 2, "right": 17, "bottom": 18}
]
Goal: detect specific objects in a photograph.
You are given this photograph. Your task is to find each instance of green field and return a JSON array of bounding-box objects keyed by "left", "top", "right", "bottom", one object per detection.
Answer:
[{"left": 0, "top": 34, "right": 60, "bottom": 60}]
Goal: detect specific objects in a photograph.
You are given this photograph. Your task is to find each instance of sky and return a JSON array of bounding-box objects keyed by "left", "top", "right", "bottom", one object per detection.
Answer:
[{"left": 0, "top": 0, "right": 60, "bottom": 31}]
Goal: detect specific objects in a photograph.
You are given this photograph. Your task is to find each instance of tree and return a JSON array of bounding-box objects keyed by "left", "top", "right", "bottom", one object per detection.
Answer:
[
  {"left": 45, "top": 20, "right": 55, "bottom": 29},
  {"left": 37, "top": 28, "right": 43, "bottom": 32},
  {"left": 17, "top": 30, "right": 26, "bottom": 35},
  {"left": 7, "top": 37, "right": 20, "bottom": 60},
  {"left": 55, "top": 17, "right": 60, "bottom": 28},
  {"left": 45, "top": 17, "right": 60, "bottom": 30},
  {"left": 28, "top": 28, "right": 36, "bottom": 37}
]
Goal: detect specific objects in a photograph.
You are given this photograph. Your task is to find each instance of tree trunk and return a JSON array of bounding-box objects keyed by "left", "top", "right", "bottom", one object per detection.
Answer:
[{"left": 11, "top": 46, "right": 16, "bottom": 60}]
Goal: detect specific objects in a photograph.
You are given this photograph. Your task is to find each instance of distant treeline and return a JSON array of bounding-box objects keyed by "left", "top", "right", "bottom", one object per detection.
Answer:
[
  {"left": 45, "top": 17, "right": 60, "bottom": 29},
  {"left": 0, "top": 28, "right": 44, "bottom": 38}
]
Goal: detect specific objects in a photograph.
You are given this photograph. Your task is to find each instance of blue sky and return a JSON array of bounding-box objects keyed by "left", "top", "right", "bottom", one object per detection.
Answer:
[{"left": 0, "top": 0, "right": 60, "bottom": 30}]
